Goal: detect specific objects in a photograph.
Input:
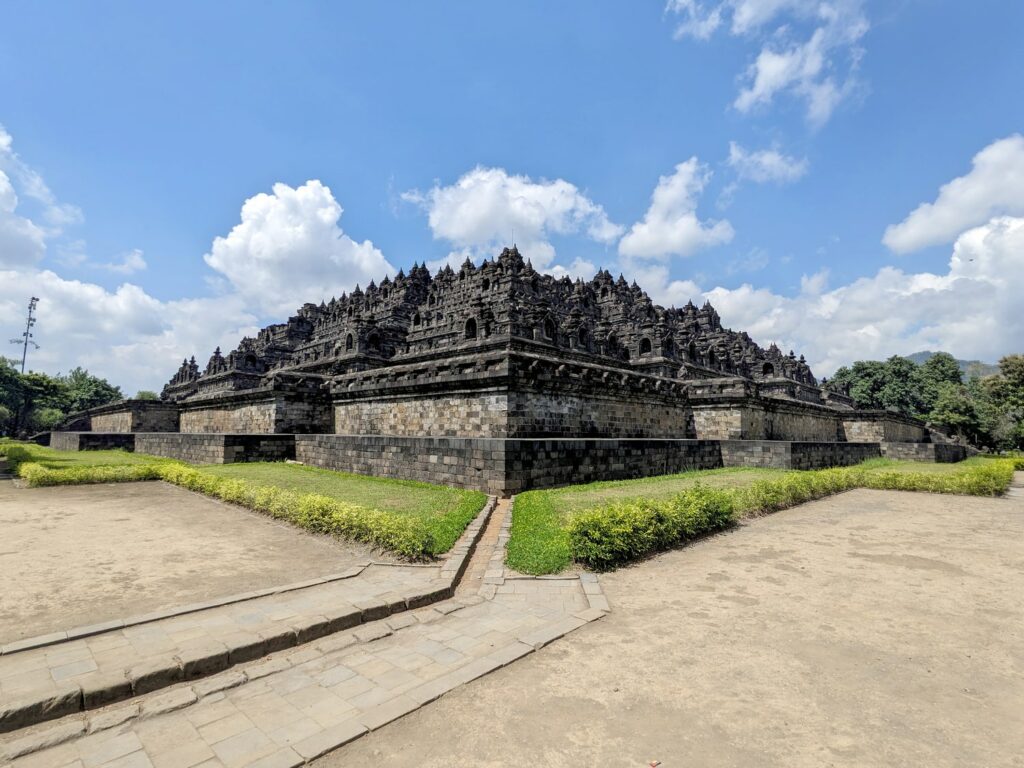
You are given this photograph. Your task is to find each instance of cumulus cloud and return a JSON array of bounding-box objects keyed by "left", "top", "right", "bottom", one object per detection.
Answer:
[
  {"left": 204, "top": 180, "right": 393, "bottom": 317},
  {"left": 403, "top": 166, "right": 622, "bottom": 272},
  {"left": 0, "top": 169, "right": 47, "bottom": 268},
  {"left": 667, "top": 0, "right": 868, "bottom": 126},
  {"left": 100, "top": 249, "right": 147, "bottom": 275},
  {"left": 634, "top": 216, "right": 1024, "bottom": 375},
  {"left": 0, "top": 124, "right": 82, "bottom": 240},
  {"left": 883, "top": 134, "right": 1024, "bottom": 254},
  {"left": 0, "top": 268, "right": 259, "bottom": 394},
  {"left": 727, "top": 141, "right": 808, "bottom": 183},
  {"left": 619, "top": 158, "right": 734, "bottom": 260}
]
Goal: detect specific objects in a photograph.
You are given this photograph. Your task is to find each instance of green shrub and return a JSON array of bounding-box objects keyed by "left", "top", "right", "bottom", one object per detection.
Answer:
[
  {"left": 17, "top": 461, "right": 163, "bottom": 486},
  {"left": 568, "top": 486, "right": 735, "bottom": 570},
  {"left": 514, "top": 457, "right": 1017, "bottom": 574},
  {"left": 153, "top": 463, "right": 437, "bottom": 559}
]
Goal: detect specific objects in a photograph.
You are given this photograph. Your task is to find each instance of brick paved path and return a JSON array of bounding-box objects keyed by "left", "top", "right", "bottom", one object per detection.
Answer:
[{"left": 0, "top": 500, "right": 607, "bottom": 767}]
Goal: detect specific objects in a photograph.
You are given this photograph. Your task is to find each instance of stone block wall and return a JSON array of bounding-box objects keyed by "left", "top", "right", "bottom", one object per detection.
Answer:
[
  {"left": 135, "top": 433, "right": 296, "bottom": 464},
  {"left": 180, "top": 397, "right": 330, "bottom": 434},
  {"left": 276, "top": 399, "right": 332, "bottom": 433},
  {"left": 879, "top": 442, "right": 969, "bottom": 462},
  {"left": 692, "top": 401, "right": 841, "bottom": 442},
  {"left": 50, "top": 432, "right": 136, "bottom": 452},
  {"left": 90, "top": 411, "right": 133, "bottom": 433},
  {"left": 180, "top": 402, "right": 278, "bottom": 434},
  {"left": 131, "top": 404, "right": 180, "bottom": 432},
  {"left": 501, "top": 438, "right": 722, "bottom": 493},
  {"left": 842, "top": 414, "right": 928, "bottom": 443},
  {"left": 334, "top": 394, "right": 509, "bottom": 437},
  {"left": 296, "top": 435, "right": 506, "bottom": 494},
  {"left": 84, "top": 402, "right": 180, "bottom": 433},
  {"left": 720, "top": 440, "right": 881, "bottom": 469},
  {"left": 507, "top": 392, "right": 690, "bottom": 438}
]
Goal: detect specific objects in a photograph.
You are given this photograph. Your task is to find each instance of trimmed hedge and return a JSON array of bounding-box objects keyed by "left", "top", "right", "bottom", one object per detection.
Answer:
[
  {"left": 511, "top": 458, "right": 1018, "bottom": 574},
  {"left": 158, "top": 463, "right": 436, "bottom": 558},
  {"left": 569, "top": 486, "right": 734, "bottom": 570}
]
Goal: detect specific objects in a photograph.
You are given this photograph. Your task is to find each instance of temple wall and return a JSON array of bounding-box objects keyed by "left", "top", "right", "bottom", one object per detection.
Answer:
[
  {"left": 132, "top": 405, "right": 180, "bottom": 432},
  {"left": 135, "top": 433, "right": 296, "bottom": 464},
  {"left": 720, "top": 440, "right": 880, "bottom": 469},
  {"left": 333, "top": 393, "right": 508, "bottom": 437},
  {"left": 843, "top": 415, "right": 928, "bottom": 443},
  {"left": 692, "top": 402, "right": 841, "bottom": 442},
  {"left": 180, "top": 397, "right": 330, "bottom": 434},
  {"left": 180, "top": 402, "right": 277, "bottom": 434},
  {"left": 297, "top": 435, "right": 506, "bottom": 494},
  {"left": 50, "top": 431, "right": 135, "bottom": 452},
  {"left": 879, "top": 442, "right": 968, "bottom": 462},
  {"left": 86, "top": 402, "right": 179, "bottom": 433},
  {"left": 506, "top": 391, "right": 690, "bottom": 438},
  {"left": 91, "top": 411, "right": 133, "bottom": 433}
]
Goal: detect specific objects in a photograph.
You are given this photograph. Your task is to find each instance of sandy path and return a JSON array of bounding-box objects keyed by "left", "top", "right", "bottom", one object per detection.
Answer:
[{"left": 319, "top": 488, "right": 1024, "bottom": 768}]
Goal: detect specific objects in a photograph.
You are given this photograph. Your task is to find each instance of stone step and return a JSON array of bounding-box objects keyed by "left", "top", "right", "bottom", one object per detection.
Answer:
[
  {"left": 0, "top": 499, "right": 496, "bottom": 735},
  {"left": 0, "top": 494, "right": 609, "bottom": 768}
]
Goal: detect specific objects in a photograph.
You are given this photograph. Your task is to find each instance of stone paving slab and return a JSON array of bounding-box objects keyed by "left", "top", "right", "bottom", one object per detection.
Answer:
[
  {"left": 0, "top": 496, "right": 609, "bottom": 767},
  {"left": 0, "top": 499, "right": 496, "bottom": 734}
]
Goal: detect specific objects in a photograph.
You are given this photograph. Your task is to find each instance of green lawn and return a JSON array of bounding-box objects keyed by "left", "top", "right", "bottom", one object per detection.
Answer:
[
  {"left": 508, "top": 457, "right": 1015, "bottom": 575},
  {"left": 539, "top": 466, "right": 793, "bottom": 517},
  {"left": 5, "top": 445, "right": 168, "bottom": 468},
  {"left": 200, "top": 462, "right": 481, "bottom": 520}
]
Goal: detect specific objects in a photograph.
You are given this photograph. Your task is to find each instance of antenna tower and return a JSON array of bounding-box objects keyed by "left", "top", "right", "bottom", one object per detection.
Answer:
[{"left": 9, "top": 296, "right": 40, "bottom": 374}]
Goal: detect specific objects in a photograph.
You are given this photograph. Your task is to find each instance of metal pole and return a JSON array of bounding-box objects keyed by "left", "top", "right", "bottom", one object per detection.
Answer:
[{"left": 10, "top": 297, "right": 39, "bottom": 374}]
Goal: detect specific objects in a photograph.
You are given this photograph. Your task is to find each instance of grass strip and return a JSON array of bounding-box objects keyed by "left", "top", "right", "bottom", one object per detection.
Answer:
[{"left": 510, "top": 457, "right": 1017, "bottom": 574}]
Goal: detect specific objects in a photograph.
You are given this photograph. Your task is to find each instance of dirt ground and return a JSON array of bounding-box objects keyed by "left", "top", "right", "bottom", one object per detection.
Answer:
[
  {"left": 320, "top": 488, "right": 1024, "bottom": 768},
  {"left": 0, "top": 480, "right": 384, "bottom": 643}
]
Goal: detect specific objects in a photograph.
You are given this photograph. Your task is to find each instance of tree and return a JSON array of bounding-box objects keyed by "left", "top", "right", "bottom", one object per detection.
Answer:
[
  {"left": 929, "top": 382, "right": 980, "bottom": 441},
  {"left": 135, "top": 390, "right": 159, "bottom": 400},
  {"left": 60, "top": 367, "right": 123, "bottom": 413},
  {"left": 0, "top": 357, "right": 23, "bottom": 418},
  {"left": 828, "top": 356, "right": 924, "bottom": 415},
  {"left": 916, "top": 352, "right": 962, "bottom": 413}
]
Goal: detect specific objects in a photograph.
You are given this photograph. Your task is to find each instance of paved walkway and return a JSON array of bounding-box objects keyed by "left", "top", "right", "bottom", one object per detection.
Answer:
[{"left": 0, "top": 499, "right": 607, "bottom": 767}]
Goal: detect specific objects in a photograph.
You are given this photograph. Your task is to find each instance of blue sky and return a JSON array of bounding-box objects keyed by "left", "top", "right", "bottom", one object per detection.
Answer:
[{"left": 1, "top": 1, "right": 1023, "bottom": 393}]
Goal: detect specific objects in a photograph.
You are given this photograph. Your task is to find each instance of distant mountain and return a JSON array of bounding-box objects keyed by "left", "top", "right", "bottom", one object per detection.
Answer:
[{"left": 907, "top": 351, "right": 999, "bottom": 379}]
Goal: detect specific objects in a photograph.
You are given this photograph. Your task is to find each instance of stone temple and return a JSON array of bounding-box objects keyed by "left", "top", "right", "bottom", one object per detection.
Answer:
[{"left": 56, "top": 246, "right": 964, "bottom": 493}]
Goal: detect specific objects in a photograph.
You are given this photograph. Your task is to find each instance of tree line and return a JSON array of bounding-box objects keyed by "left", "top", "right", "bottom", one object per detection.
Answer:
[
  {"left": 825, "top": 352, "right": 1024, "bottom": 450},
  {"left": 0, "top": 358, "right": 157, "bottom": 437}
]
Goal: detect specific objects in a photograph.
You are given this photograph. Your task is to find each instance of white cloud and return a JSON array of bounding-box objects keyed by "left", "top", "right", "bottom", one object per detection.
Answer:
[
  {"left": 403, "top": 166, "right": 622, "bottom": 272},
  {"left": 100, "top": 249, "right": 147, "bottom": 275},
  {"left": 727, "top": 141, "right": 808, "bottom": 183},
  {"left": 0, "top": 268, "right": 259, "bottom": 394},
  {"left": 666, "top": 0, "right": 723, "bottom": 40},
  {"left": 883, "top": 134, "right": 1024, "bottom": 254},
  {"left": 667, "top": 0, "right": 867, "bottom": 126},
  {"left": 636, "top": 216, "right": 1024, "bottom": 375},
  {"left": 619, "top": 158, "right": 734, "bottom": 259},
  {"left": 204, "top": 180, "right": 393, "bottom": 317},
  {"left": 0, "top": 124, "right": 83, "bottom": 238},
  {"left": 0, "top": 169, "right": 47, "bottom": 269}
]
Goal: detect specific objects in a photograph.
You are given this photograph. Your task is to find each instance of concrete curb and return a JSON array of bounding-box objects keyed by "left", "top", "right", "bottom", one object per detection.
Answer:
[
  {"left": 0, "top": 496, "right": 497, "bottom": 736},
  {"left": 0, "top": 567, "right": 372, "bottom": 657}
]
